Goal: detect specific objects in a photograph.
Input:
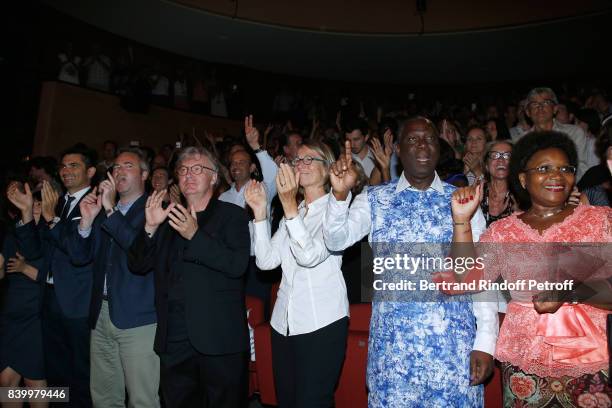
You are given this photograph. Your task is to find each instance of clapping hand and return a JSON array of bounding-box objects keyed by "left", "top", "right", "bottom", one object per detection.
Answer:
[
  {"left": 276, "top": 163, "right": 300, "bottom": 219},
  {"left": 451, "top": 182, "right": 483, "bottom": 223},
  {"left": 168, "top": 204, "right": 198, "bottom": 240},
  {"left": 168, "top": 184, "right": 182, "bottom": 205},
  {"left": 329, "top": 140, "right": 359, "bottom": 201},
  {"left": 41, "top": 181, "right": 60, "bottom": 223},
  {"left": 370, "top": 130, "right": 393, "bottom": 171},
  {"left": 245, "top": 180, "right": 268, "bottom": 222},
  {"left": 7, "top": 182, "right": 33, "bottom": 223},
  {"left": 145, "top": 190, "right": 176, "bottom": 236}
]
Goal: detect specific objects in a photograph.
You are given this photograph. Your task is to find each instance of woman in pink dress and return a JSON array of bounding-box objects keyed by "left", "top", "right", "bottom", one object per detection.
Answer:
[{"left": 451, "top": 130, "right": 611, "bottom": 407}]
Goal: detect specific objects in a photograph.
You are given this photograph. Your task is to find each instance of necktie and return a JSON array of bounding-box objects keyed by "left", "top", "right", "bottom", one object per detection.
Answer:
[
  {"left": 59, "top": 195, "right": 75, "bottom": 221},
  {"left": 48, "top": 195, "right": 75, "bottom": 281}
]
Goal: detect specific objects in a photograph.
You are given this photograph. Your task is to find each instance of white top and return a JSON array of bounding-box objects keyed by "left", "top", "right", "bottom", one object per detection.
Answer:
[
  {"left": 352, "top": 146, "right": 377, "bottom": 178},
  {"left": 219, "top": 151, "right": 279, "bottom": 256},
  {"left": 253, "top": 193, "right": 349, "bottom": 336},
  {"left": 84, "top": 55, "right": 111, "bottom": 91},
  {"left": 321, "top": 172, "right": 499, "bottom": 355}
]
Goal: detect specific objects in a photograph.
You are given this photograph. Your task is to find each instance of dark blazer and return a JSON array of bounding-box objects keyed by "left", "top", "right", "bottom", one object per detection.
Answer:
[
  {"left": 68, "top": 194, "right": 155, "bottom": 330},
  {"left": 128, "top": 198, "right": 251, "bottom": 355},
  {"left": 16, "top": 192, "right": 94, "bottom": 319}
]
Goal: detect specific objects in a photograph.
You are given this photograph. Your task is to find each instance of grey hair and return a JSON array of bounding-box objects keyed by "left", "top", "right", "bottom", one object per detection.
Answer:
[
  {"left": 526, "top": 87, "right": 559, "bottom": 104},
  {"left": 175, "top": 146, "right": 220, "bottom": 173},
  {"left": 116, "top": 147, "right": 150, "bottom": 174}
]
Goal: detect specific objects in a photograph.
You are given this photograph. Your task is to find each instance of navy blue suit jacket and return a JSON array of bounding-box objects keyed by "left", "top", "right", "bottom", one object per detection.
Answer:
[
  {"left": 68, "top": 194, "right": 155, "bottom": 330},
  {"left": 16, "top": 193, "right": 94, "bottom": 319}
]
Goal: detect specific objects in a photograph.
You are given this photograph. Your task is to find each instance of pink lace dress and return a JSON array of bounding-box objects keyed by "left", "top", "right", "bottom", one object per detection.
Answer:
[{"left": 478, "top": 205, "right": 611, "bottom": 379}]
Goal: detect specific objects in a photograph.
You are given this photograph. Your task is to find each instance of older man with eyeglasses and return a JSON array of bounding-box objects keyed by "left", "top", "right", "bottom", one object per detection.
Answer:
[
  {"left": 128, "top": 146, "right": 251, "bottom": 408},
  {"left": 524, "top": 87, "right": 589, "bottom": 179}
]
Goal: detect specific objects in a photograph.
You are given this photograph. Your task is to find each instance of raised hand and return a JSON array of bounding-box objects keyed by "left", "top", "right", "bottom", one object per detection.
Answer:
[
  {"left": 463, "top": 153, "right": 483, "bottom": 176},
  {"left": 244, "top": 115, "right": 261, "bottom": 150},
  {"left": 276, "top": 163, "right": 300, "bottom": 219},
  {"left": 168, "top": 204, "right": 198, "bottom": 240},
  {"left": 329, "top": 140, "right": 359, "bottom": 200},
  {"left": 99, "top": 172, "right": 117, "bottom": 211},
  {"left": 451, "top": 182, "right": 483, "bottom": 223},
  {"left": 245, "top": 180, "right": 268, "bottom": 221},
  {"left": 7, "top": 182, "right": 34, "bottom": 222},
  {"left": 145, "top": 190, "right": 176, "bottom": 236},
  {"left": 79, "top": 187, "right": 102, "bottom": 230},
  {"left": 168, "top": 184, "right": 182, "bottom": 205},
  {"left": 41, "top": 180, "right": 60, "bottom": 222},
  {"left": 370, "top": 131, "right": 393, "bottom": 171}
]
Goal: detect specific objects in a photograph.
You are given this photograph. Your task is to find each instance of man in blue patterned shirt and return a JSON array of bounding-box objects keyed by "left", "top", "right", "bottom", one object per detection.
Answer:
[{"left": 323, "top": 117, "right": 498, "bottom": 407}]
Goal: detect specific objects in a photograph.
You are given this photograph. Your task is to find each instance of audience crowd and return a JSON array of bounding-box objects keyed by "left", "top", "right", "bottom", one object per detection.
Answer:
[{"left": 0, "top": 84, "right": 611, "bottom": 407}]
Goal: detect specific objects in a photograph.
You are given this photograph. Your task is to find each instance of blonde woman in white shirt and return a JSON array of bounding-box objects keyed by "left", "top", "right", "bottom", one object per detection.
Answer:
[{"left": 245, "top": 142, "right": 349, "bottom": 408}]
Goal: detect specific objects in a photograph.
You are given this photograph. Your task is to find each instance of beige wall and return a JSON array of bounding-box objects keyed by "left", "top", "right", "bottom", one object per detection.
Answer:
[{"left": 33, "top": 81, "right": 242, "bottom": 158}]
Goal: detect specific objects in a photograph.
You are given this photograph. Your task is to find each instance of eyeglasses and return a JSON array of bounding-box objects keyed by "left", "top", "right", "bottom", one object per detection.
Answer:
[
  {"left": 524, "top": 165, "right": 576, "bottom": 175},
  {"left": 290, "top": 156, "right": 328, "bottom": 167},
  {"left": 527, "top": 100, "right": 555, "bottom": 110},
  {"left": 404, "top": 135, "right": 437, "bottom": 145},
  {"left": 176, "top": 164, "right": 217, "bottom": 176},
  {"left": 488, "top": 151, "right": 512, "bottom": 160}
]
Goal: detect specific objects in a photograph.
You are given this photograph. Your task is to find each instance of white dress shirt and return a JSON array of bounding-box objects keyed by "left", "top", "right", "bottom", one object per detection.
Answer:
[
  {"left": 322, "top": 172, "right": 499, "bottom": 355},
  {"left": 253, "top": 193, "right": 349, "bottom": 337},
  {"left": 219, "top": 150, "right": 278, "bottom": 255}
]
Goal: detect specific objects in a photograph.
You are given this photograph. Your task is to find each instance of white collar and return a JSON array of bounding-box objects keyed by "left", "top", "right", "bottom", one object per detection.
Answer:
[
  {"left": 65, "top": 186, "right": 90, "bottom": 201},
  {"left": 395, "top": 171, "right": 445, "bottom": 194}
]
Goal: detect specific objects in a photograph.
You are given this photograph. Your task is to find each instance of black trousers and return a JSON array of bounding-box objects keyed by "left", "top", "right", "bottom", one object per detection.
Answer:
[
  {"left": 42, "top": 284, "right": 91, "bottom": 408},
  {"left": 271, "top": 317, "right": 348, "bottom": 408},
  {"left": 160, "top": 339, "right": 248, "bottom": 408}
]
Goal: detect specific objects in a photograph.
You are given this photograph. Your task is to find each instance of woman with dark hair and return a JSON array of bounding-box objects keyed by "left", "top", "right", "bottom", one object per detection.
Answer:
[
  {"left": 451, "top": 131, "right": 611, "bottom": 406},
  {"left": 437, "top": 138, "right": 468, "bottom": 187},
  {"left": 1, "top": 183, "right": 48, "bottom": 406},
  {"left": 485, "top": 118, "right": 511, "bottom": 141},
  {"left": 481, "top": 140, "right": 516, "bottom": 226}
]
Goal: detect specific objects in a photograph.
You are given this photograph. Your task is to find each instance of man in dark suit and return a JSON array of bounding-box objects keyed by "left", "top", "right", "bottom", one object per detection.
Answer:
[
  {"left": 70, "top": 147, "right": 160, "bottom": 407},
  {"left": 128, "top": 146, "right": 251, "bottom": 408},
  {"left": 14, "top": 144, "right": 96, "bottom": 407}
]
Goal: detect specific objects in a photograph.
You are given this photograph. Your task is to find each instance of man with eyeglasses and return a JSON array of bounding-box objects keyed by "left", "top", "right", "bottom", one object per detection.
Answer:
[
  {"left": 525, "top": 87, "right": 589, "bottom": 179},
  {"left": 11, "top": 144, "right": 97, "bottom": 407},
  {"left": 68, "top": 147, "right": 160, "bottom": 407},
  {"left": 128, "top": 146, "right": 251, "bottom": 408}
]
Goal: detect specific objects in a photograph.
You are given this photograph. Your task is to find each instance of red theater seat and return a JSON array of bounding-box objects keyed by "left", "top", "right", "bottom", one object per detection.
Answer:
[{"left": 246, "top": 296, "right": 265, "bottom": 397}]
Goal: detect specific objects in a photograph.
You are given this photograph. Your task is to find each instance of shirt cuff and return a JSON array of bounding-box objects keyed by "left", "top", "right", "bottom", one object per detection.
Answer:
[
  {"left": 253, "top": 219, "right": 270, "bottom": 240},
  {"left": 78, "top": 226, "right": 92, "bottom": 238},
  {"left": 284, "top": 216, "right": 308, "bottom": 249}
]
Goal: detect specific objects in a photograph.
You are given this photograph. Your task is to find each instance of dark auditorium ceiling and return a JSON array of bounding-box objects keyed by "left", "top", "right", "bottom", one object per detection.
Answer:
[{"left": 44, "top": 0, "right": 611, "bottom": 83}]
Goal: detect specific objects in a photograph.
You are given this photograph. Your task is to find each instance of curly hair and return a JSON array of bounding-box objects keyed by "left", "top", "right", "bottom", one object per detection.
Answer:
[{"left": 509, "top": 131, "right": 577, "bottom": 209}]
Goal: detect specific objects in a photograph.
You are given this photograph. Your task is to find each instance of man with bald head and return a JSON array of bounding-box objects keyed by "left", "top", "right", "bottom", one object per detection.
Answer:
[{"left": 322, "top": 117, "right": 498, "bottom": 407}]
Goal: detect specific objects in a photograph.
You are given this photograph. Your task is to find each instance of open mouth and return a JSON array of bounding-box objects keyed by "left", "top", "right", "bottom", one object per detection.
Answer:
[
  {"left": 495, "top": 165, "right": 507, "bottom": 170},
  {"left": 543, "top": 185, "right": 564, "bottom": 192}
]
